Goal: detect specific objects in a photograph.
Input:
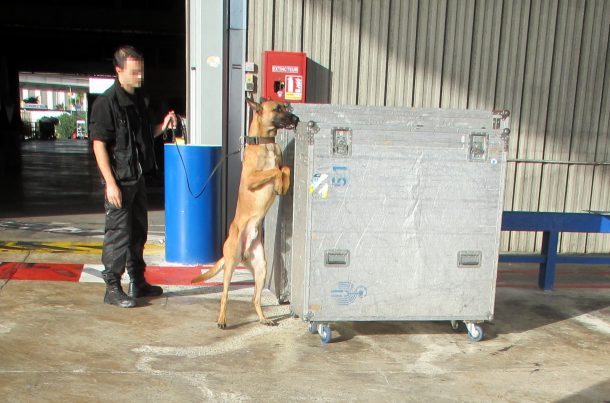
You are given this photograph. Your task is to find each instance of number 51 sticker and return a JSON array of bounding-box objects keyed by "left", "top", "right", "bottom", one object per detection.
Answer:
[{"left": 331, "top": 166, "right": 348, "bottom": 187}]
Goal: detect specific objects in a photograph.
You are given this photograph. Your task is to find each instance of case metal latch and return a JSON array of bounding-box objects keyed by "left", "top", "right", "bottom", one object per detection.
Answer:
[
  {"left": 492, "top": 109, "right": 510, "bottom": 130},
  {"left": 307, "top": 120, "right": 319, "bottom": 145},
  {"left": 492, "top": 109, "right": 511, "bottom": 151},
  {"left": 332, "top": 127, "right": 352, "bottom": 157},
  {"left": 295, "top": 120, "right": 319, "bottom": 144}
]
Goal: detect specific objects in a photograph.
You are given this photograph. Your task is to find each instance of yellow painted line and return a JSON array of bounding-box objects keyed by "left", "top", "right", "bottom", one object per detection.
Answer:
[{"left": 0, "top": 241, "right": 163, "bottom": 254}]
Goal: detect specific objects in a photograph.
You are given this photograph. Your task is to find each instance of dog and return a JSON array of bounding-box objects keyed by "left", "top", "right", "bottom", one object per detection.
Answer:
[{"left": 191, "top": 98, "right": 299, "bottom": 328}]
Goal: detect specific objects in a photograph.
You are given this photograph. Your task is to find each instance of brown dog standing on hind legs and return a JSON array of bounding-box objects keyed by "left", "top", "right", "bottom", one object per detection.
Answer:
[{"left": 191, "top": 98, "right": 299, "bottom": 328}]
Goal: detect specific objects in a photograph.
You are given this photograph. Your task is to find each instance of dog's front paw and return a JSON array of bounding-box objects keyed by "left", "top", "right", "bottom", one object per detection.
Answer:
[
  {"left": 260, "top": 318, "right": 278, "bottom": 326},
  {"left": 280, "top": 183, "right": 290, "bottom": 195},
  {"left": 280, "top": 166, "right": 290, "bottom": 195},
  {"left": 271, "top": 168, "right": 284, "bottom": 194},
  {"left": 217, "top": 322, "right": 227, "bottom": 329}
]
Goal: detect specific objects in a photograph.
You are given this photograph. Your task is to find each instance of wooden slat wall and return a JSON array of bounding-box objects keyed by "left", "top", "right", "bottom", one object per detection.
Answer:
[
  {"left": 329, "top": 0, "right": 362, "bottom": 105},
  {"left": 511, "top": 0, "right": 558, "bottom": 251},
  {"left": 303, "top": 0, "right": 332, "bottom": 103},
  {"left": 246, "top": 0, "right": 610, "bottom": 253},
  {"left": 273, "top": 0, "right": 303, "bottom": 50},
  {"left": 538, "top": 0, "right": 584, "bottom": 252},
  {"left": 468, "top": 0, "right": 503, "bottom": 110},
  {"left": 441, "top": 0, "right": 474, "bottom": 109},
  {"left": 385, "top": 0, "right": 418, "bottom": 106},
  {"left": 357, "top": 0, "right": 390, "bottom": 106},
  {"left": 589, "top": 1, "right": 610, "bottom": 252},
  {"left": 563, "top": 0, "right": 610, "bottom": 252},
  {"left": 496, "top": 0, "right": 530, "bottom": 252}
]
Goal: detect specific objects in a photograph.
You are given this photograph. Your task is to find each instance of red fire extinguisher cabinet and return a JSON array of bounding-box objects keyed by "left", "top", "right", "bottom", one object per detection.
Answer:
[{"left": 262, "top": 51, "right": 307, "bottom": 103}]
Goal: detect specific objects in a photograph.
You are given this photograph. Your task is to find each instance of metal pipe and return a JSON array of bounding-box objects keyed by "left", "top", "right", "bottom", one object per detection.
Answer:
[{"left": 507, "top": 159, "right": 610, "bottom": 166}]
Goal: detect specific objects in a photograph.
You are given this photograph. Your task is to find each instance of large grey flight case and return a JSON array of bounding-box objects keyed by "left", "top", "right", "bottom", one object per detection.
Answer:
[{"left": 265, "top": 104, "right": 510, "bottom": 343}]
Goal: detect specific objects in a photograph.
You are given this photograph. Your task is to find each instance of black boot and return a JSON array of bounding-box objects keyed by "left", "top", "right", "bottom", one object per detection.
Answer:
[
  {"left": 128, "top": 279, "right": 163, "bottom": 298},
  {"left": 104, "top": 284, "right": 136, "bottom": 308}
]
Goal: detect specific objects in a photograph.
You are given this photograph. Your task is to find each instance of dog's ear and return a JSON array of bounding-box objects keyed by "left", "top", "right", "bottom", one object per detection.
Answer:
[
  {"left": 246, "top": 97, "right": 262, "bottom": 113},
  {"left": 259, "top": 97, "right": 268, "bottom": 104}
]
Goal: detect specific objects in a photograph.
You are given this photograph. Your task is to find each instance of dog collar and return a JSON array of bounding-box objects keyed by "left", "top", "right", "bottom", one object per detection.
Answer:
[{"left": 245, "top": 136, "right": 275, "bottom": 145}]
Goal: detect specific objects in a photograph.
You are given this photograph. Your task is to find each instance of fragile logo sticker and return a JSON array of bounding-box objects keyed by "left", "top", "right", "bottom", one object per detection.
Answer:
[{"left": 331, "top": 282, "right": 367, "bottom": 305}]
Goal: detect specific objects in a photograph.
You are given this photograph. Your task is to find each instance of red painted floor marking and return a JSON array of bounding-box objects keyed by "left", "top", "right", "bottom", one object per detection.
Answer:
[
  {"left": 0, "top": 262, "right": 83, "bottom": 282},
  {"left": 144, "top": 265, "right": 209, "bottom": 286},
  {"left": 143, "top": 265, "right": 254, "bottom": 286}
]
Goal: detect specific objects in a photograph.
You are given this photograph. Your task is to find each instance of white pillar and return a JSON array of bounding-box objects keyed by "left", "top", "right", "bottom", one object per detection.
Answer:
[
  {"left": 187, "top": 0, "right": 228, "bottom": 146},
  {"left": 224, "top": 0, "right": 247, "bottom": 239}
]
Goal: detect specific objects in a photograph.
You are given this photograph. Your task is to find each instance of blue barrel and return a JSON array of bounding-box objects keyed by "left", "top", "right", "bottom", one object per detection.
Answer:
[{"left": 164, "top": 144, "right": 221, "bottom": 264}]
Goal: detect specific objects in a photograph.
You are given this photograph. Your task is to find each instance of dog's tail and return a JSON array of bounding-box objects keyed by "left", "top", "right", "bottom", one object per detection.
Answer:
[{"left": 191, "top": 257, "right": 225, "bottom": 284}]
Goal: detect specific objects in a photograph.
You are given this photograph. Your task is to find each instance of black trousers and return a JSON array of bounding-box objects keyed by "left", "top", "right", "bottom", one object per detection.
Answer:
[{"left": 101, "top": 177, "right": 148, "bottom": 284}]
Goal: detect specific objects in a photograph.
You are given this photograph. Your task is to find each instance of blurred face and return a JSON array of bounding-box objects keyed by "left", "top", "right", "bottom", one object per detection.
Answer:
[{"left": 116, "top": 57, "right": 144, "bottom": 93}]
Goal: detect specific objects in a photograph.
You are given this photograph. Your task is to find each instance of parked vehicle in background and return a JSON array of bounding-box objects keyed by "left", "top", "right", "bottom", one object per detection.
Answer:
[{"left": 38, "top": 117, "right": 58, "bottom": 140}]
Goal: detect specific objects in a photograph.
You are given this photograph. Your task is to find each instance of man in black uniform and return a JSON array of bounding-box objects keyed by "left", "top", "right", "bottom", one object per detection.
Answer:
[{"left": 90, "top": 45, "right": 176, "bottom": 308}]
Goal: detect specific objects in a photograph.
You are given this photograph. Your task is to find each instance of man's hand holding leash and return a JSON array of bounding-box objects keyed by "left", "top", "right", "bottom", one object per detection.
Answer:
[{"left": 155, "top": 110, "right": 177, "bottom": 137}]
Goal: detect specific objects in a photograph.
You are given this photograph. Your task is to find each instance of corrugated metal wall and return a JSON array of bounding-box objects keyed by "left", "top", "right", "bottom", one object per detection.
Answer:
[{"left": 247, "top": 0, "right": 610, "bottom": 253}]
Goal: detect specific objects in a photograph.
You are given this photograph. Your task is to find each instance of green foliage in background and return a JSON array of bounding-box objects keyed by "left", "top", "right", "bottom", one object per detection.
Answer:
[{"left": 56, "top": 112, "right": 86, "bottom": 139}]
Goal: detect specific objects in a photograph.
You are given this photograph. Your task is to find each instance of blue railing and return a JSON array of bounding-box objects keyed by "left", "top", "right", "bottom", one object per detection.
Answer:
[{"left": 500, "top": 211, "right": 610, "bottom": 290}]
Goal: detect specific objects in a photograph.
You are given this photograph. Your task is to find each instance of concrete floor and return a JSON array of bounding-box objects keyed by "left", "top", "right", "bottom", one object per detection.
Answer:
[{"left": 0, "top": 140, "right": 609, "bottom": 402}]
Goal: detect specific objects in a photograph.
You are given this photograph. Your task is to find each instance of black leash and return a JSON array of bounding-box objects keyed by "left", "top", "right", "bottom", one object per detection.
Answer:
[
  {"left": 174, "top": 144, "right": 240, "bottom": 199},
  {"left": 167, "top": 115, "right": 241, "bottom": 199}
]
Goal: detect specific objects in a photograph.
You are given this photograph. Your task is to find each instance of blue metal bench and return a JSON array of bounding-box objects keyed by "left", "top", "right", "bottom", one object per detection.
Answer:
[{"left": 500, "top": 211, "right": 610, "bottom": 290}]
